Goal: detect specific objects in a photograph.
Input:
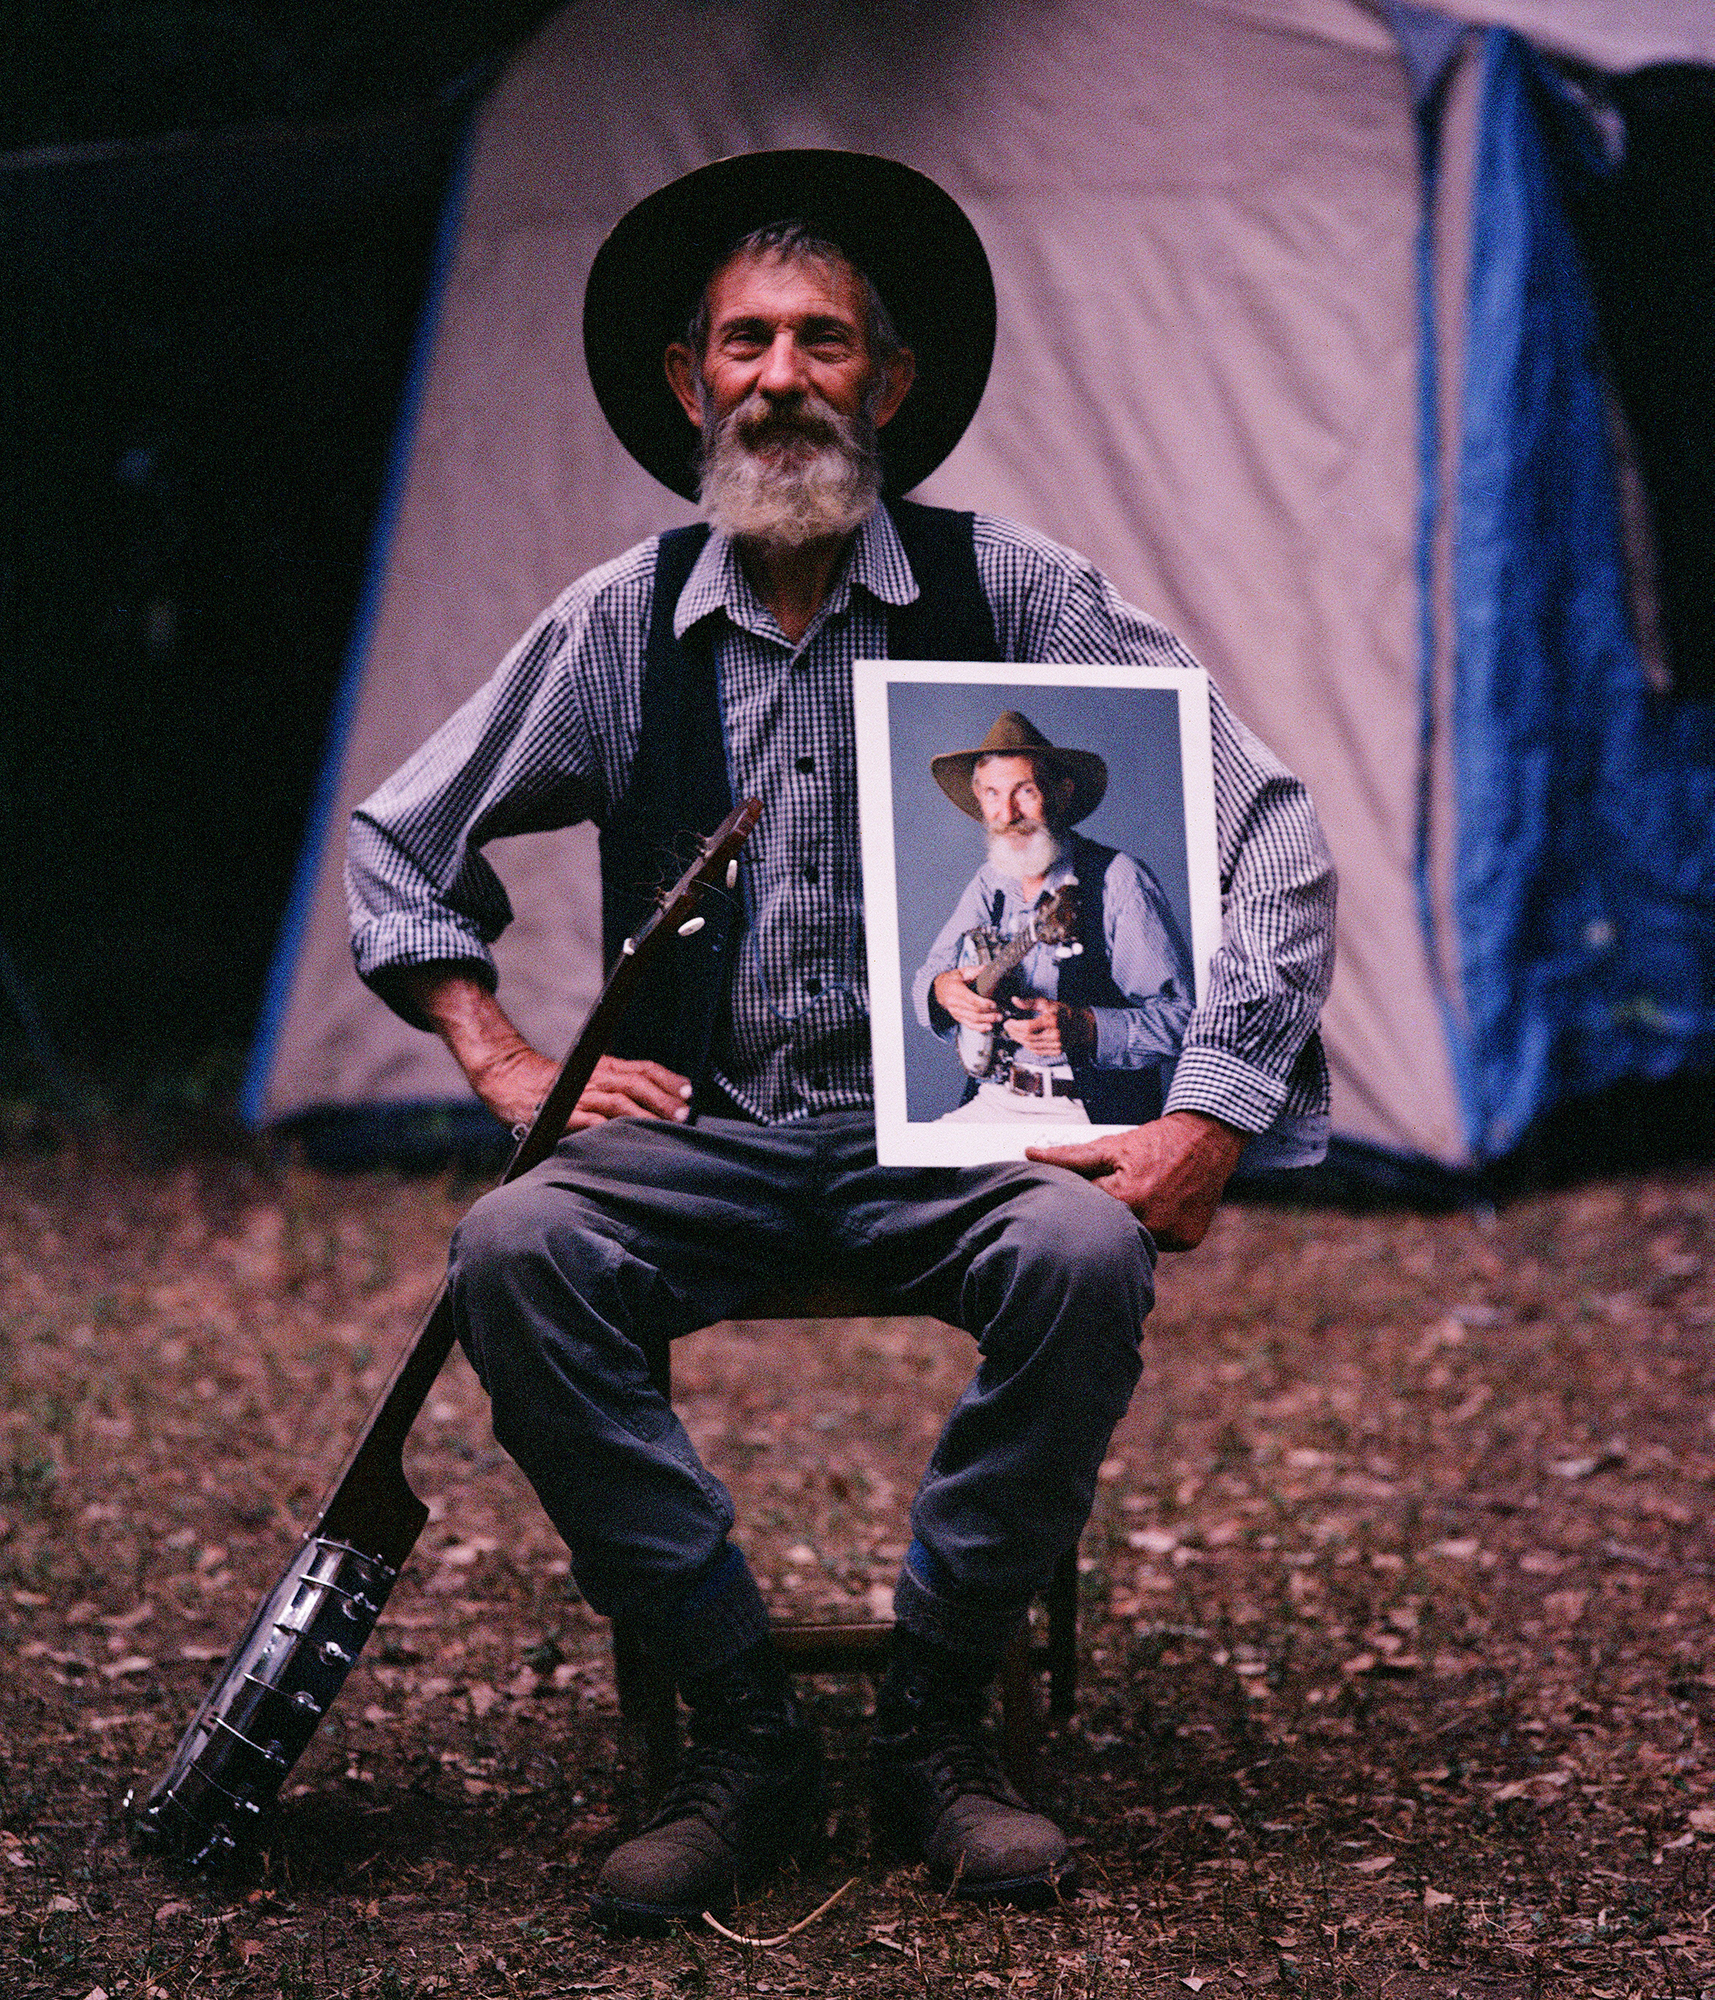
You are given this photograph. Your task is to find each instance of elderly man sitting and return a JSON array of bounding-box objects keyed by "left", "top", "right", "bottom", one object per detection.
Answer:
[{"left": 347, "top": 149, "right": 1336, "bottom": 1931}]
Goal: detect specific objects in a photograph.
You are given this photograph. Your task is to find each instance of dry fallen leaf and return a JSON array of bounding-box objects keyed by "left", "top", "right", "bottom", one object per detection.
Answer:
[
  {"left": 1128, "top": 1527, "right": 1179, "bottom": 1555},
  {"left": 101, "top": 1602, "right": 155, "bottom": 1631},
  {"left": 98, "top": 1656, "right": 154, "bottom": 1679}
]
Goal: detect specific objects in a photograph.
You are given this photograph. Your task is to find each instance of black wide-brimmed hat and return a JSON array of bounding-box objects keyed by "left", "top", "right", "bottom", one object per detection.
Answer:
[
  {"left": 583, "top": 150, "right": 996, "bottom": 500},
  {"left": 931, "top": 711, "right": 1109, "bottom": 825}
]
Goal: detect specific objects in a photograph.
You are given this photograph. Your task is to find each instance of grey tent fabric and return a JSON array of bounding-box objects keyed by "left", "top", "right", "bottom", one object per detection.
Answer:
[{"left": 246, "top": 0, "right": 1714, "bottom": 1168}]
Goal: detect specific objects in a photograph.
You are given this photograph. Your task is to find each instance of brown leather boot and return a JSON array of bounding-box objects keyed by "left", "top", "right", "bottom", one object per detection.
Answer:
[
  {"left": 869, "top": 1633, "right": 1075, "bottom": 1903},
  {"left": 590, "top": 1640, "right": 825, "bottom": 1933}
]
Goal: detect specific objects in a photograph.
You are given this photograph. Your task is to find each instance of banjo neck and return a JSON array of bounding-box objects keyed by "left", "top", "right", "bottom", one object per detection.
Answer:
[{"left": 971, "top": 918, "right": 1047, "bottom": 1000}]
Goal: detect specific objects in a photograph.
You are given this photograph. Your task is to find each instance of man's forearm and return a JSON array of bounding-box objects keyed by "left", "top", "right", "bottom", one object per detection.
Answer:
[
  {"left": 397, "top": 965, "right": 696, "bottom": 1131},
  {"left": 398, "top": 968, "right": 556, "bottom": 1126}
]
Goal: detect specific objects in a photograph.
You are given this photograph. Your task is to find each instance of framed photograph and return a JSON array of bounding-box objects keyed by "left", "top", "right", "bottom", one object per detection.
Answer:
[{"left": 855, "top": 660, "right": 1220, "bottom": 1167}]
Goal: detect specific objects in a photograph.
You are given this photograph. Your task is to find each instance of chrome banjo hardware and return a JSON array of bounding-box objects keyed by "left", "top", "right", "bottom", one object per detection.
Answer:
[{"left": 136, "top": 1534, "right": 400, "bottom": 1861}]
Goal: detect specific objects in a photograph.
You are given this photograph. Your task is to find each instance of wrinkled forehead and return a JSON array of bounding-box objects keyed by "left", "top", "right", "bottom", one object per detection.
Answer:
[{"left": 699, "top": 239, "right": 870, "bottom": 326}]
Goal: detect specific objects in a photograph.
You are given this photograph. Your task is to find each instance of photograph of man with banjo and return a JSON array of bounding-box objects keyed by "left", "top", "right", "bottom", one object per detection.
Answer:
[{"left": 911, "top": 709, "right": 1195, "bottom": 1128}]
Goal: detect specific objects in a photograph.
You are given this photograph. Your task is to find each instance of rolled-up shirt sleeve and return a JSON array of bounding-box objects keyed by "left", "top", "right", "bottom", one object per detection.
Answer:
[
  {"left": 1163, "top": 711, "right": 1336, "bottom": 1137},
  {"left": 346, "top": 581, "right": 627, "bottom": 1024}
]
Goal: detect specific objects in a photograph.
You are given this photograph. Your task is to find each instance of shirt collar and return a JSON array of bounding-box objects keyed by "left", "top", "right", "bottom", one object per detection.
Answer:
[{"left": 671, "top": 503, "right": 919, "bottom": 642}]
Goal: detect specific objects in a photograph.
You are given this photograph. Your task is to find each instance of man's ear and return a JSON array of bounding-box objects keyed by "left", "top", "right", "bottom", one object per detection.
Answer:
[
  {"left": 664, "top": 343, "right": 702, "bottom": 426},
  {"left": 871, "top": 346, "right": 916, "bottom": 430}
]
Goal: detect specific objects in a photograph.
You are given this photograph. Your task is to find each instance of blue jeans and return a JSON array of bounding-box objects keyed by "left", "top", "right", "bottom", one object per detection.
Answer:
[{"left": 449, "top": 1110, "right": 1153, "bottom": 1674}]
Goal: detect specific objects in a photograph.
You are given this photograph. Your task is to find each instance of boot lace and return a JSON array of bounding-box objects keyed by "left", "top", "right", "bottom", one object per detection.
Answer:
[
  {"left": 645, "top": 1737, "right": 758, "bottom": 1830},
  {"left": 903, "top": 1696, "right": 1019, "bottom": 1808}
]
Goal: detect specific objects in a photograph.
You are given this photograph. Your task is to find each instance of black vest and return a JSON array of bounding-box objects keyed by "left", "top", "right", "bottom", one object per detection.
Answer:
[
  {"left": 598, "top": 500, "right": 999, "bottom": 1097},
  {"left": 1055, "top": 834, "right": 1167, "bottom": 1125}
]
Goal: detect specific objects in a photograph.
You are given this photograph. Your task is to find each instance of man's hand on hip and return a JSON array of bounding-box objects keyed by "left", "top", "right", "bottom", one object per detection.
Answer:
[
  {"left": 567, "top": 1054, "right": 695, "bottom": 1129},
  {"left": 1026, "top": 1109, "right": 1247, "bottom": 1250}
]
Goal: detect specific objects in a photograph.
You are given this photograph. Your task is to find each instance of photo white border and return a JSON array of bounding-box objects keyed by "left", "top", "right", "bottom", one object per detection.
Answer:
[{"left": 855, "top": 658, "right": 1219, "bottom": 1167}]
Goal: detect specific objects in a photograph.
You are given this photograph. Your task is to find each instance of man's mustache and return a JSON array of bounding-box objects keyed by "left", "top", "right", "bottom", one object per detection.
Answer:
[{"left": 727, "top": 392, "right": 842, "bottom": 451}]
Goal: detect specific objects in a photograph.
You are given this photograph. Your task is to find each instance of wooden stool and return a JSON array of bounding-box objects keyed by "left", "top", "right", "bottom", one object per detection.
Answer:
[{"left": 610, "top": 1284, "right": 1079, "bottom": 1800}]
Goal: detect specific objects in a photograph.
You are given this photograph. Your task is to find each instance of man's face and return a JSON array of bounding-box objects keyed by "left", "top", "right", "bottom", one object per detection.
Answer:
[
  {"left": 973, "top": 756, "right": 1066, "bottom": 838},
  {"left": 663, "top": 249, "right": 914, "bottom": 547},
  {"left": 669, "top": 247, "right": 911, "bottom": 443},
  {"left": 973, "top": 755, "right": 1074, "bottom": 880}
]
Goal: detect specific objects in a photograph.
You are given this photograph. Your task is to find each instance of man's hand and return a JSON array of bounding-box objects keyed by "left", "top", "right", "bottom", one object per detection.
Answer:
[
  {"left": 931, "top": 965, "right": 1002, "bottom": 1031},
  {"left": 566, "top": 1053, "right": 696, "bottom": 1129},
  {"left": 1002, "top": 997, "right": 1094, "bottom": 1063},
  {"left": 1027, "top": 1109, "right": 1247, "bottom": 1250},
  {"left": 401, "top": 969, "right": 692, "bottom": 1131}
]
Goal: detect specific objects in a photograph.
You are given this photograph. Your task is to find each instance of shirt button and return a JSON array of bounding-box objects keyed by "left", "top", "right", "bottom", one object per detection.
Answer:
[
  {"left": 796, "top": 754, "right": 815, "bottom": 774},
  {"left": 805, "top": 977, "right": 823, "bottom": 997},
  {"left": 803, "top": 862, "right": 819, "bottom": 885}
]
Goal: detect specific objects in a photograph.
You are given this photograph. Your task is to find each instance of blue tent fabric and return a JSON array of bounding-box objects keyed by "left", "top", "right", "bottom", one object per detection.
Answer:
[{"left": 1444, "top": 30, "right": 1715, "bottom": 1159}]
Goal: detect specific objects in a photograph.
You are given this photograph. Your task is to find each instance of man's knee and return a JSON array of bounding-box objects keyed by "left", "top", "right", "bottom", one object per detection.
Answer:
[
  {"left": 448, "top": 1176, "right": 631, "bottom": 1378},
  {"left": 965, "top": 1169, "right": 1155, "bottom": 1346},
  {"left": 1011, "top": 1171, "right": 1153, "bottom": 1297},
  {"left": 450, "top": 1176, "right": 656, "bottom": 1430},
  {"left": 451, "top": 1176, "right": 560, "bottom": 1285},
  {"left": 451, "top": 1170, "right": 630, "bottom": 1291}
]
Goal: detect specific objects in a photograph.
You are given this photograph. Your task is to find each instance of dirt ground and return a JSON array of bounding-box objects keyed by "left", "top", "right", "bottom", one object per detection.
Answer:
[{"left": 3, "top": 1129, "right": 1713, "bottom": 1999}]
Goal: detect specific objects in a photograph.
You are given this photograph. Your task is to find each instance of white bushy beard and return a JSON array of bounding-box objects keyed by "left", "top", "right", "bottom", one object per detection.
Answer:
[
  {"left": 696, "top": 381, "right": 884, "bottom": 549},
  {"left": 987, "top": 821, "right": 1066, "bottom": 883}
]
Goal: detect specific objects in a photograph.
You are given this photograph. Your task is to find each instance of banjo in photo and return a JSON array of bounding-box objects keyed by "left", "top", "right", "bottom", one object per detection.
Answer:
[
  {"left": 954, "top": 885, "right": 1083, "bottom": 1079},
  {"left": 133, "top": 799, "right": 764, "bottom": 1865}
]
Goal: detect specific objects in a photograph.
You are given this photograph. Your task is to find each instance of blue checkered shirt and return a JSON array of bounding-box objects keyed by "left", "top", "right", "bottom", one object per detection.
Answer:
[{"left": 348, "top": 505, "right": 1336, "bottom": 1159}]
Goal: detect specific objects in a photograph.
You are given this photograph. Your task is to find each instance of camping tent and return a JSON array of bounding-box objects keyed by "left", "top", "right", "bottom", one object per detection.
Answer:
[{"left": 241, "top": 0, "right": 1715, "bottom": 1180}]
